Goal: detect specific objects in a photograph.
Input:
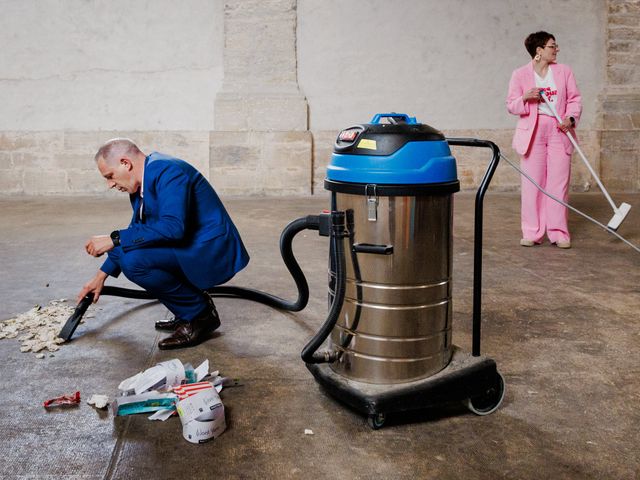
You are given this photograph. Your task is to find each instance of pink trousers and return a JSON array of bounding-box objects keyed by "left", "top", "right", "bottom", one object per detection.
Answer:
[{"left": 520, "top": 114, "right": 571, "bottom": 244}]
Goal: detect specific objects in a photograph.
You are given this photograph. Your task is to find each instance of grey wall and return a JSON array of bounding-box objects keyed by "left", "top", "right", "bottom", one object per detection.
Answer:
[
  {"left": 1, "top": 0, "right": 635, "bottom": 195},
  {"left": 298, "top": 0, "right": 606, "bottom": 131},
  {"left": 0, "top": 0, "right": 224, "bottom": 131}
]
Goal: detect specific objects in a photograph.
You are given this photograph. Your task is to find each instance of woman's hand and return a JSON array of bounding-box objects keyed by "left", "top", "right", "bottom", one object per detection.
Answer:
[
  {"left": 558, "top": 117, "right": 573, "bottom": 133},
  {"left": 523, "top": 88, "right": 541, "bottom": 102}
]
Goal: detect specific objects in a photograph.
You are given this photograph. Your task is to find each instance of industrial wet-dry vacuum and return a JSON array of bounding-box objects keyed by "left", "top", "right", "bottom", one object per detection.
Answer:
[
  {"left": 61, "top": 112, "right": 505, "bottom": 429},
  {"left": 306, "top": 113, "right": 505, "bottom": 428}
]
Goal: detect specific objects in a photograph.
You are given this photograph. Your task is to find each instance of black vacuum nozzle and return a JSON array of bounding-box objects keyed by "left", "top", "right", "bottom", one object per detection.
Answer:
[{"left": 58, "top": 294, "right": 93, "bottom": 342}]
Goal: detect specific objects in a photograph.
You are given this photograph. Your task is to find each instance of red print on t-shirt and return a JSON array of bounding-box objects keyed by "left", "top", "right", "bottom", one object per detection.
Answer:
[{"left": 541, "top": 87, "right": 557, "bottom": 102}]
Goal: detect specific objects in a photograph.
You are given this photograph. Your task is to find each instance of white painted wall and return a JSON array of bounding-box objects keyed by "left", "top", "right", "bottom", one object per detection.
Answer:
[
  {"left": 0, "top": 0, "right": 607, "bottom": 132},
  {"left": 0, "top": 0, "right": 224, "bottom": 131},
  {"left": 298, "top": 0, "right": 606, "bottom": 131}
]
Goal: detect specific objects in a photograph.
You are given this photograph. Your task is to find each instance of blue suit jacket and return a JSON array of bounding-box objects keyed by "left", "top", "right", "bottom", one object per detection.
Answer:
[{"left": 101, "top": 153, "right": 249, "bottom": 289}]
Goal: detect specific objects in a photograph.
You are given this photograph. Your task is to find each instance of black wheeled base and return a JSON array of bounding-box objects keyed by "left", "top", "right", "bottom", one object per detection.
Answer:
[{"left": 306, "top": 346, "right": 505, "bottom": 429}]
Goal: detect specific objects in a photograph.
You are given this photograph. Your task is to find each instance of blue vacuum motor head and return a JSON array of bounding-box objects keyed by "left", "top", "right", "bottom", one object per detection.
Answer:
[{"left": 326, "top": 113, "right": 458, "bottom": 185}]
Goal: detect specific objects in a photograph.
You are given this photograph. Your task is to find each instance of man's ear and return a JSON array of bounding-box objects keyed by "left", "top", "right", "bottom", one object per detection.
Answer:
[{"left": 120, "top": 157, "right": 133, "bottom": 170}]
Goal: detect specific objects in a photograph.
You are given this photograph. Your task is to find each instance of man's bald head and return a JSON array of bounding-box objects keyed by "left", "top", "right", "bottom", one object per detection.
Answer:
[
  {"left": 94, "top": 138, "right": 144, "bottom": 165},
  {"left": 94, "top": 138, "right": 145, "bottom": 194}
]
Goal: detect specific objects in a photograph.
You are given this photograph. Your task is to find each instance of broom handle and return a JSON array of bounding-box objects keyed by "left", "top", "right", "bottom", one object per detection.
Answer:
[{"left": 539, "top": 93, "right": 619, "bottom": 212}]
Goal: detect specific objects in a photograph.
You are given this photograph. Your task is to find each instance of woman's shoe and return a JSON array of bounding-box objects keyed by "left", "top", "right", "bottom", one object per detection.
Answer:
[
  {"left": 520, "top": 239, "right": 535, "bottom": 247},
  {"left": 556, "top": 240, "right": 571, "bottom": 249}
]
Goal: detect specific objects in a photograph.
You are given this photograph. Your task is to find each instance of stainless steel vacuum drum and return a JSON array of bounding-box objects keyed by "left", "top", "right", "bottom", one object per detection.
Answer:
[{"left": 325, "top": 113, "right": 460, "bottom": 384}]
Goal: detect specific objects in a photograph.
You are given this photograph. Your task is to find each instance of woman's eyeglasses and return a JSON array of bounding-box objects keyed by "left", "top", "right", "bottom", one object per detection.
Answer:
[{"left": 544, "top": 44, "right": 559, "bottom": 50}]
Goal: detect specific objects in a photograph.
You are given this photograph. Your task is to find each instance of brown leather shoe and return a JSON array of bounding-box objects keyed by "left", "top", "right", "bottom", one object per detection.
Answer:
[
  {"left": 158, "top": 306, "right": 221, "bottom": 350},
  {"left": 155, "top": 317, "right": 182, "bottom": 331}
]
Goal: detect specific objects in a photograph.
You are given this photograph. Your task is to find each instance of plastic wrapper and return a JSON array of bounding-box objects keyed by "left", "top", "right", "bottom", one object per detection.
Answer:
[{"left": 43, "top": 391, "right": 81, "bottom": 408}]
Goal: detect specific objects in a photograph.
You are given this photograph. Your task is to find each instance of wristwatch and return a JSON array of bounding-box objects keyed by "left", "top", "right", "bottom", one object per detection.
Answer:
[
  {"left": 110, "top": 230, "right": 121, "bottom": 247},
  {"left": 569, "top": 116, "right": 576, "bottom": 128}
]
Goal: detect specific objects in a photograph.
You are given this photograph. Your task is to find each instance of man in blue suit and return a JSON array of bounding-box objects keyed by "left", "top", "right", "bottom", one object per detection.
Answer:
[{"left": 77, "top": 138, "right": 250, "bottom": 349}]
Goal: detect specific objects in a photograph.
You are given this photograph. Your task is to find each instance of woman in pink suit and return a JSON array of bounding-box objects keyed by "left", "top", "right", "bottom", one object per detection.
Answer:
[{"left": 506, "top": 31, "right": 582, "bottom": 249}]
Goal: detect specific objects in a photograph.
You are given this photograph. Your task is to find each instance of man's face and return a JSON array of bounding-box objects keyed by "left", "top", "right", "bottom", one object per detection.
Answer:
[{"left": 97, "top": 157, "right": 138, "bottom": 194}]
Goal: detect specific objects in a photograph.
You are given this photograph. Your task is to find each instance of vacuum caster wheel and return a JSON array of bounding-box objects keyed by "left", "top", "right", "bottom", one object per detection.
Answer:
[
  {"left": 465, "top": 372, "right": 505, "bottom": 416},
  {"left": 367, "top": 413, "right": 386, "bottom": 430}
]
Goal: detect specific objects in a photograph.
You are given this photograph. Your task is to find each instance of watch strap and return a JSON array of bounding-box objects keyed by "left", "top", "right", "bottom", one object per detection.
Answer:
[{"left": 110, "top": 230, "right": 121, "bottom": 247}]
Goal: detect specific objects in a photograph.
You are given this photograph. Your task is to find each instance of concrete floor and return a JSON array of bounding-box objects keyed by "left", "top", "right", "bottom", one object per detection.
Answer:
[{"left": 0, "top": 192, "right": 639, "bottom": 480}]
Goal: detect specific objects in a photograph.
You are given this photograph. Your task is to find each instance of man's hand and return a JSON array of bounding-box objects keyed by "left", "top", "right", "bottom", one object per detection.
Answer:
[
  {"left": 77, "top": 270, "right": 108, "bottom": 304},
  {"left": 85, "top": 235, "right": 115, "bottom": 257}
]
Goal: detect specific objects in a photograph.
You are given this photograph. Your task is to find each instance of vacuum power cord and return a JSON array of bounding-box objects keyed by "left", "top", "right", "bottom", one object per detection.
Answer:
[
  {"left": 499, "top": 152, "right": 640, "bottom": 254},
  {"left": 301, "top": 211, "right": 348, "bottom": 364}
]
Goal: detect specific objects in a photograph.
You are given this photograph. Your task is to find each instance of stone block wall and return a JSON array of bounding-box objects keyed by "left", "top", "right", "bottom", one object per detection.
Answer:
[
  {"left": 0, "top": 0, "right": 637, "bottom": 196},
  {"left": 599, "top": 0, "right": 640, "bottom": 192},
  {"left": 210, "top": 131, "right": 311, "bottom": 195},
  {"left": 0, "top": 131, "right": 210, "bottom": 195},
  {"left": 212, "top": 0, "right": 312, "bottom": 196},
  {"left": 0, "top": 126, "right": 602, "bottom": 196}
]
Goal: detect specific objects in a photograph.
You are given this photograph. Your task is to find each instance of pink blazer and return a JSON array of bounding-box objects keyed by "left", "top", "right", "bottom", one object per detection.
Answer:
[{"left": 506, "top": 62, "right": 582, "bottom": 156}]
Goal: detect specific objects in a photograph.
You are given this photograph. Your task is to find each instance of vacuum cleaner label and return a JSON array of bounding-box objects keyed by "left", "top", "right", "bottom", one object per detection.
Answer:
[{"left": 357, "top": 139, "right": 377, "bottom": 150}]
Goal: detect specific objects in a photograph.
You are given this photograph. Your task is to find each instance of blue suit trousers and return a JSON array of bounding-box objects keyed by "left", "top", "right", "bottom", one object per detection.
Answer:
[{"left": 107, "top": 246, "right": 209, "bottom": 321}]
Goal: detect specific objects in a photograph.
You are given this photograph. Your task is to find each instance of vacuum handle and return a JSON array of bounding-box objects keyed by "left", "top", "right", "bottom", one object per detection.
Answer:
[
  {"left": 352, "top": 243, "right": 394, "bottom": 255},
  {"left": 369, "top": 113, "right": 417, "bottom": 125},
  {"left": 539, "top": 93, "right": 619, "bottom": 212}
]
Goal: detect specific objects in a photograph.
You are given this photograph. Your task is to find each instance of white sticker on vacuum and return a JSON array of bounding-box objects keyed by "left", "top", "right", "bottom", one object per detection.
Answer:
[{"left": 177, "top": 389, "right": 226, "bottom": 444}]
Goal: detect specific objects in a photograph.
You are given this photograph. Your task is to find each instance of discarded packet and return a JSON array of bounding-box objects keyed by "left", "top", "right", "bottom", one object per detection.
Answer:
[
  {"left": 111, "top": 391, "right": 178, "bottom": 416},
  {"left": 44, "top": 391, "right": 81, "bottom": 408}
]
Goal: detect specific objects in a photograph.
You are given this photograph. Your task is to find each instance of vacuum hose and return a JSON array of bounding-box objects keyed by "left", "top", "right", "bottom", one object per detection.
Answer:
[
  {"left": 93, "top": 216, "right": 319, "bottom": 308},
  {"left": 206, "top": 215, "right": 319, "bottom": 311},
  {"left": 62, "top": 213, "right": 348, "bottom": 364},
  {"left": 301, "top": 211, "right": 347, "bottom": 364}
]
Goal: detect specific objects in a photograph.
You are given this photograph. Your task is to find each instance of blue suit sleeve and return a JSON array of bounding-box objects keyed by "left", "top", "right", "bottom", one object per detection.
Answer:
[
  {"left": 100, "top": 256, "right": 122, "bottom": 278},
  {"left": 119, "top": 164, "right": 191, "bottom": 251}
]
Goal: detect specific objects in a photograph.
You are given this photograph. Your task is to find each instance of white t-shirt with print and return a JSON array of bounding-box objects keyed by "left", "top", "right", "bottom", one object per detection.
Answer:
[{"left": 535, "top": 66, "right": 558, "bottom": 117}]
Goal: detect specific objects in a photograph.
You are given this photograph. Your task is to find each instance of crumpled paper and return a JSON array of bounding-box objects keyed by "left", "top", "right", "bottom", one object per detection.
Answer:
[
  {"left": 87, "top": 394, "right": 109, "bottom": 409},
  {"left": 0, "top": 299, "right": 96, "bottom": 356}
]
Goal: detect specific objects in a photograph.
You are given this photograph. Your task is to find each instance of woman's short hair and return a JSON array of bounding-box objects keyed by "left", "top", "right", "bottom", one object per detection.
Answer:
[{"left": 524, "top": 31, "right": 555, "bottom": 58}]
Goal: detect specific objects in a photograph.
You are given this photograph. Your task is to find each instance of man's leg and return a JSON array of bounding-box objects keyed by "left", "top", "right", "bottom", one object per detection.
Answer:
[
  {"left": 113, "top": 247, "right": 218, "bottom": 349},
  {"left": 118, "top": 247, "right": 209, "bottom": 322}
]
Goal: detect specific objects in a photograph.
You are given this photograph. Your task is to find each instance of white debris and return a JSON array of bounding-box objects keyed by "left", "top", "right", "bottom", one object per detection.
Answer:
[
  {"left": 304, "top": 429, "right": 314, "bottom": 435},
  {"left": 36, "top": 353, "right": 45, "bottom": 359},
  {"left": 0, "top": 300, "right": 89, "bottom": 357},
  {"left": 87, "top": 394, "right": 110, "bottom": 409}
]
